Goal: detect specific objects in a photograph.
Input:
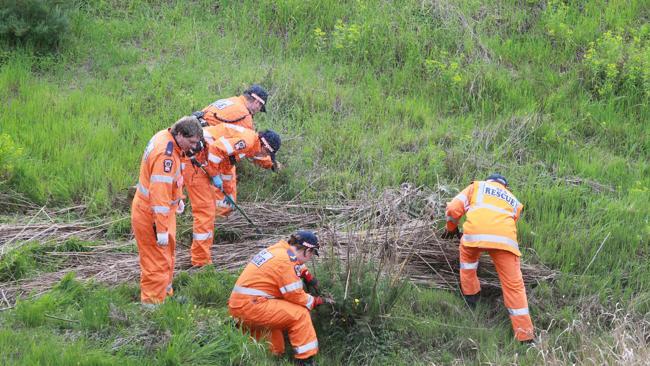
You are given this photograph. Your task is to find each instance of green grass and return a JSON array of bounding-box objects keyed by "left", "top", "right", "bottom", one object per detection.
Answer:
[{"left": 1, "top": 0, "right": 649, "bottom": 364}]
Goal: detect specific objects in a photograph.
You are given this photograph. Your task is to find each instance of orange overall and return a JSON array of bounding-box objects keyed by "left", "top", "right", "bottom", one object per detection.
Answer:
[
  {"left": 228, "top": 240, "right": 319, "bottom": 359},
  {"left": 446, "top": 180, "right": 535, "bottom": 341},
  {"left": 131, "top": 129, "right": 183, "bottom": 304},
  {"left": 186, "top": 124, "right": 268, "bottom": 266},
  {"left": 200, "top": 96, "right": 273, "bottom": 217}
]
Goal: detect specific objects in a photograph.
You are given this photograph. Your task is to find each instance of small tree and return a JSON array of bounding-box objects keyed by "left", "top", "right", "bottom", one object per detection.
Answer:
[{"left": 0, "top": 0, "right": 72, "bottom": 52}]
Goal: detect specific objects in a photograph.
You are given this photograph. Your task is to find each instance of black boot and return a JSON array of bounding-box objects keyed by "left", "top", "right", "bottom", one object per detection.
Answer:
[
  {"left": 464, "top": 293, "right": 480, "bottom": 309},
  {"left": 294, "top": 357, "right": 315, "bottom": 366}
]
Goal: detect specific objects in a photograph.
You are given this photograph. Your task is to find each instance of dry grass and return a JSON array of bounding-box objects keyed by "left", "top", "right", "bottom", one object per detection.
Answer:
[{"left": 0, "top": 185, "right": 557, "bottom": 304}]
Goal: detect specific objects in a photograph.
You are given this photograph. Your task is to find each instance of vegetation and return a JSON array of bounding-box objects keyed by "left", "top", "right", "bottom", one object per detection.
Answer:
[{"left": 0, "top": 0, "right": 648, "bottom": 364}]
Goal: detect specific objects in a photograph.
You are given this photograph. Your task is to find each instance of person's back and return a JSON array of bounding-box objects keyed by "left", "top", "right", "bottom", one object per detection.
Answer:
[{"left": 202, "top": 95, "right": 254, "bottom": 129}]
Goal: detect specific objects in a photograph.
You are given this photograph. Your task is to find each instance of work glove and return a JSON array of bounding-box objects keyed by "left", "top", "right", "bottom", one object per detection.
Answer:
[
  {"left": 441, "top": 228, "right": 461, "bottom": 240},
  {"left": 221, "top": 194, "right": 235, "bottom": 210},
  {"left": 156, "top": 232, "right": 169, "bottom": 247},
  {"left": 300, "top": 268, "right": 319, "bottom": 293},
  {"left": 176, "top": 199, "right": 185, "bottom": 214},
  {"left": 314, "top": 296, "right": 335, "bottom": 307},
  {"left": 211, "top": 175, "right": 223, "bottom": 190}
]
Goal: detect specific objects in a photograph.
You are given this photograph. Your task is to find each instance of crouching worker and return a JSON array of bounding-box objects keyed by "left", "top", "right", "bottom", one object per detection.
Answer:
[
  {"left": 228, "top": 231, "right": 332, "bottom": 365},
  {"left": 131, "top": 116, "right": 203, "bottom": 308}
]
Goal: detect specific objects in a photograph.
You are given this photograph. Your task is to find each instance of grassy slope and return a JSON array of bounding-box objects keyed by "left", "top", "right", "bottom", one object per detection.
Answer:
[{"left": 1, "top": 0, "right": 649, "bottom": 364}]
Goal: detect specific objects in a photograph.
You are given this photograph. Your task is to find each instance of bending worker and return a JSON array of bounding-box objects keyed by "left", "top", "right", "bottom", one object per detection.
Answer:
[
  {"left": 228, "top": 230, "right": 331, "bottom": 366},
  {"left": 187, "top": 124, "right": 281, "bottom": 266},
  {"left": 443, "top": 174, "right": 535, "bottom": 342},
  {"left": 190, "top": 84, "right": 275, "bottom": 217},
  {"left": 131, "top": 116, "right": 203, "bottom": 307}
]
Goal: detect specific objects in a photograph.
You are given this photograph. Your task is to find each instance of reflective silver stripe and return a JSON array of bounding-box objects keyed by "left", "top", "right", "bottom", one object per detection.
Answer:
[
  {"left": 507, "top": 307, "right": 529, "bottom": 316},
  {"left": 169, "top": 198, "right": 180, "bottom": 205},
  {"left": 294, "top": 339, "right": 318, "bottom": 354},
  {"left": 252, "top": 156, "right": 265, "bottom": 160},
  {"left": 224, "top": 123, "right": 246, "bottom": 132},
  {"left": 232, "top": 286, "right": 275, "bottom": 298},
  {"left": 166, "top": 283, "right": 173, "bottom": 292},
  {"left": 476, "top": 182, "right": 486, "bottom": 204},
  {"left": 219, "top": 137, "right": 234, "bottom": 154},
  {"left": 463, "top": 234, "right": 519, "bottom": 251},
  {"left": 221, "top": 174, "right": 233, "bottom": 181},
  {"left": 305, "top": 294, "right": 314, "bottom": 310},
  {"left": 193, "top": 232, "right": 213, "bottom": 240},
  {"left": 156, "top": 233, "right": 168, "bottom": 242},
  {"left": 460, "top": 261, "right": 479, "bottom": 270},
  {"left": 152, "top": 206, "right": 170, "bottom": 214},
  {"left": 468, "top": 203, "right": 515, "bottom": 217},
  {"left": 238, "top": 153, "right": 246, "bottom": 159},
  {"left": 208, "top": 153, "right": 222, "bottom": 163},
  {"left": 446, "top": 215, "right": 459, "bottom": 224},
  {"left": 150, "top": 175, "right": 173, "bottom": 184},
  {"left": 137, "top": 183, "right": 149, "bottom": 197},
  {"left": 280, "top": 280, "right": 304, "bottom": 294},
  {"left": 181, "top": 162, "right": 186, "bottom": 170}
]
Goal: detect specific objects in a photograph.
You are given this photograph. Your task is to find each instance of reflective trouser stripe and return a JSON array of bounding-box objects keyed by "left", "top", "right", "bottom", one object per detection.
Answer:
[
  {"left": 305, "top": 294, "right": 314, "bottom": 310},
  {"left": 231, "top": 285, "right": 275, "bottom": 298},
  {"left": 221, "top": 174, "right": 233, "bottom": 181},
  {"left": 193, "top": 232, "right": 213, "bottom": 240},
  {"left": 294, "top": 340, "right": 319, "bottom": 355},
  {"left": 156, "top": 233, "right": 168, "bottom": 242},
  {"left": 460, "top": 261, "right": 479, "bottom": 270},
  {"left": 507, "top": 307, "right": 529, "bottom": 316},
  {"left": 280, "top": 280, "right": 304, "bottom": 294},
  {"left": 152, "top": 205, "right": 170, "bottom": 214},
  {"left": 462, "top": 234, "right": 519, "bottom": 251}
]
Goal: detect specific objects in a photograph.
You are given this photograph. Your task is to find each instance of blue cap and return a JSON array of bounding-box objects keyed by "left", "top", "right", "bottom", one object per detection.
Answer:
[
  {"left": 486, "top": 173, "right": 509, "bottom": 187},
  {"left": 295, "top": 230, "right": 319, "bottom": 253},
  {"left": 259, "top": 129, "right": 281, "bottom": 163},
  {"left": 244, "top": 84, "right": 269, "bottom": 112}
]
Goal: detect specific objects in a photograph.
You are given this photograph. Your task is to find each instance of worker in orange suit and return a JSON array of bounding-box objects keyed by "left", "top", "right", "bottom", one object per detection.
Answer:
[
  {"left": 190, "top": 84, "right": 276, "bottom": 217},
  {"left": 228, "top": 231, "right": 333, "bottom": 366},
  {"left": 131, "top": 116, "right": 203, "bottom": 308},
  {"left": 443, "top": 174, "right": 535, "bottom": 343},
  {"left": 185, "top": 126, "right": 281, "bottom": 266}
]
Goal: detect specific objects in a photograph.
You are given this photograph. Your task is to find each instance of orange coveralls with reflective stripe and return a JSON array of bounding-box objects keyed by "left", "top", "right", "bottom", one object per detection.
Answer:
[
  {"left": 445, "top": 180, "right": 534, "bottom": 341},
  {"left": 200, "top": 96, "right": 273, "bottom": 216},
  {"left": 228, "top": 240, "right": 319, "bottom": 359},
  {"left": 131, "top": 129, "right": 183, "bottom": 304},
  {"left": 186, "top": 125, "right": 267, "bottom": 266}
]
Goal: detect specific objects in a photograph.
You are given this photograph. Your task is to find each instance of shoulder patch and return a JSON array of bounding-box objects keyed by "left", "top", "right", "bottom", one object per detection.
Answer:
[
  {"left": 251, "top": 249, "right": 274, "bottom": 267},
  {"left": 163, "top": 159, "right": 173, "bottom": 173},
  {"left": 211, "top": 99, "right": 235, "bottom": 110},
  {"left": 234, "top": 140, "right": 247, "bottom": 150},
  {"left": 287, "top": 249, "right": 297, "bottom": 262},
  {"left": 165, "top": 141, "right": 174, "bottom": 156}
]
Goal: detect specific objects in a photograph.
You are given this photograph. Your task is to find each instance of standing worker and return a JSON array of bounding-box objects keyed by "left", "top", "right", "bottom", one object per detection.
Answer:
[
  {"left": 131, "top": 116, "right": 203, "bottom": 308},
  {"left": 191, "top": 84, "right": 276, "bottom": 217},
  {"left": 187, "top": 125, "right": 281, "bottom": 266},
  {"left": 228, "top": 231, "right": 332, "bottom": 366},
  {"left": 443, "top": 174, "right": 535, "bottom": 342}
]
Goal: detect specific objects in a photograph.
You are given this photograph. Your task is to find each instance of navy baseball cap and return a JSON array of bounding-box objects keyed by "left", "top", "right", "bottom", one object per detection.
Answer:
[
  {"left": 295, "top": 230, "right": 319, "bottom": 255},
  {"left": 259, "top": 129, "right": 281, "bottom": 164},
  {"left": 244, "top": 84, "right": 268, "bottom": 112},
  {"left": 486, "top": 173, "right": 509, "bottom": 187}
]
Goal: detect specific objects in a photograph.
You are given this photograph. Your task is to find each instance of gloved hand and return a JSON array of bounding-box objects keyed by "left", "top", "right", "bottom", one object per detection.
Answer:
[
  {"left": 176, "top": 199, "right": 185, "bottom": 214},
  {"left": 300, "top": 268, "right": 319, "bottom": 293},
  {"left": 441, "top": 228, "right": 461, "bottom": 240},
  {"left": 221, "top": 194, "right": 235, "bottom": 209},
  {"left": 314, "top": 296, "right": 335, "bottom": 307},
  {"left": 156, "top": 232, "right": 169, "bottom": 247},
  {"left": 211, "top": 175, "right": 223, "bottom": 190}
]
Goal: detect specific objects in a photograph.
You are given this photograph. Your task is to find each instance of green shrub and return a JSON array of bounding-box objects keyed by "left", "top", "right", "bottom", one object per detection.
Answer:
[
  {"left": 0, "top": 0, "right": 72, "bottom": 52},
  {"left": 582, "top": 26, "right": 650, "bottom": 99},
  {"left": 0, "top": 133, "right": 23, "bottom": 184}
]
